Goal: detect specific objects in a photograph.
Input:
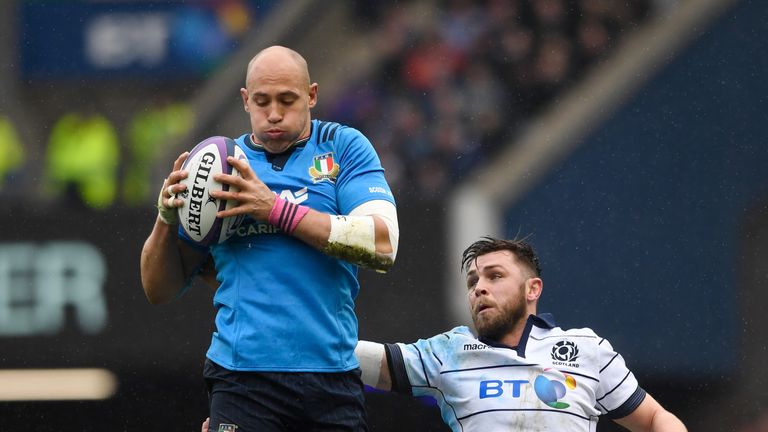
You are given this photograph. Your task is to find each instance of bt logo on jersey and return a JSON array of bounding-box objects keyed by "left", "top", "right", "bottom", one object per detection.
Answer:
[
  {"left": 533, "top": 373, "right": 576, "bottom": 409},
  {"left": 479, "top": 373, "right": 577, "bottom": 409},
  {"left": 479, "top": 379, "right": 528, "bottom": 399}
]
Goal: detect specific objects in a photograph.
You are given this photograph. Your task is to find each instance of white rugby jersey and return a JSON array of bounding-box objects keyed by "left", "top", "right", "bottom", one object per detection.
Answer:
[{"left": 385, "top": 314, "right": 645, "bottom": 432}]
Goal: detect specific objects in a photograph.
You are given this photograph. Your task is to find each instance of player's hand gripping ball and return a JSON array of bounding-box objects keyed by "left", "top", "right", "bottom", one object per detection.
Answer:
[{"left": 176, "top": 136, "right": 246, "bottom": 246}]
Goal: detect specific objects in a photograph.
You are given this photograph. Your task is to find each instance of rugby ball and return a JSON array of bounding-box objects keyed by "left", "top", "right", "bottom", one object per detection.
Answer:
[{"left": 176, "top": 136, "right": 246, "bottom": 246}]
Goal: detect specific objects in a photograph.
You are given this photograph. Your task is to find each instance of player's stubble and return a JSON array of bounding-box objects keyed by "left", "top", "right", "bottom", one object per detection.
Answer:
[{"left": 472, "top": 281, "right": 527, "bottom": 343}]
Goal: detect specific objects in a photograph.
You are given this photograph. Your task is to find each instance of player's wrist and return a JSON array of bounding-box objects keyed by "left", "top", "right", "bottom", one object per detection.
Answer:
[{"left": 267, "top": 195, "right": 310, "bottom": 234}]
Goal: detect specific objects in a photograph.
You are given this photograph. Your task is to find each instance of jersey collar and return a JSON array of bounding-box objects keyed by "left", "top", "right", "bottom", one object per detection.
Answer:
[{"left": 478, "top": 313, "right": 558, "bottom": 357}]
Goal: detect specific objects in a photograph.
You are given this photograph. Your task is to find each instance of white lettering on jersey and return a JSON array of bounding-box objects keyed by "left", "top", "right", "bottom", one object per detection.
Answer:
[
  {"left": 368, "top": 186, "right": 391, "bottom": 196},
  {"left": 278, "top": 187, "right": 308, "bottom": 204}
]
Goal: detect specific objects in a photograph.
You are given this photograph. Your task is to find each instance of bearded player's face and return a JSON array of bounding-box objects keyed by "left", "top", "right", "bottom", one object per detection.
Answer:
[{"left": 466, "top": 251, "right": 531, "bottom": 342}]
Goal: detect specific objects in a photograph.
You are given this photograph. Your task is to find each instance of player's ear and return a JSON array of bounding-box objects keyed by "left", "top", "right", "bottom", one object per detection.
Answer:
[
  {"left": 240, "top": 88, "right": 250, "bottom": 112},
  {"left": 526, "top": 277, "right": 542, "bottom": 301},
  {"left": 308, "top": 83, "right": 318, "bottom": 108}
]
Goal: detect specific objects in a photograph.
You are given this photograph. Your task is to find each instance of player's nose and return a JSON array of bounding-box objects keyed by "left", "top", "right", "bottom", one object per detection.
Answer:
[
  {"left": 267, "top": 105, "right": 282, "bottom": 122},
  {"left": 471, "top": 280, "right": 489, "bottom": 296}
]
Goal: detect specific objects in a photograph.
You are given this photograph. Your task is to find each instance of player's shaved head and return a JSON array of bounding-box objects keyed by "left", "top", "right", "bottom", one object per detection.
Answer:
[
  {"left": 246, "top": 45, "right": 311, "bottom": 89},
  {"left": 240, "top": 45, "right": 317, "bottom": 153}
]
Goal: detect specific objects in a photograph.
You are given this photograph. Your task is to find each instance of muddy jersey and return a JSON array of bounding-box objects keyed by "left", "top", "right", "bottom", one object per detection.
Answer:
[{"left": 386, "top": 314, "right": 645, "bottom": 431}]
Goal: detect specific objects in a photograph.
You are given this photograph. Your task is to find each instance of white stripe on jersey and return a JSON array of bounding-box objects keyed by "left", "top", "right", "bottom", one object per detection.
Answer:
[{"left": 393, "top": 314, "right": 644, "bottom": 432}]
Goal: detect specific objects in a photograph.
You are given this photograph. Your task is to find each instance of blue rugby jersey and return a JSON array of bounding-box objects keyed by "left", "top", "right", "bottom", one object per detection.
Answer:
[
  {"left": 185, "top": 119, "right": 395, "bottom": 372},
  {"left": 386, "top": 314, "right": 646, "bottom": 432}
]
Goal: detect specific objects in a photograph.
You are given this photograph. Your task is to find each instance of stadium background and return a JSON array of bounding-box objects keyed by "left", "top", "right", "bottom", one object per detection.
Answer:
[{"left": 0, "top": 0, "right": 766, "bottom": 431}]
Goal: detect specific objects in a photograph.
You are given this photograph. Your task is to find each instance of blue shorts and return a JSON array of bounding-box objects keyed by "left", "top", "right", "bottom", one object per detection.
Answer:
[{"left": 204, "top": 359, "right": 368, "bottom": 432}]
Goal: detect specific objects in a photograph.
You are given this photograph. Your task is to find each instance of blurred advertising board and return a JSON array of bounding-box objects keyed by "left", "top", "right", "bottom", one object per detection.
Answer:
[{"left": 18, "top": 0, "right": 275, "bottom": 79}]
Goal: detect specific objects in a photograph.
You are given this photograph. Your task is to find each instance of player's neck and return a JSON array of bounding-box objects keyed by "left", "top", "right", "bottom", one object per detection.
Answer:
[
  {"left": 497, "top": 323, "right": 526, "bottom": 348},
  {"left": 480, "top": 316, "right": 530, "bottom": 348}
]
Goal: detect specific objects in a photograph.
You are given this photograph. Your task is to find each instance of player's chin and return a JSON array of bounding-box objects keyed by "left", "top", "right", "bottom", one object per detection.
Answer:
[{"left": 472, "top": 314, "right": 493, "bottom": 332}]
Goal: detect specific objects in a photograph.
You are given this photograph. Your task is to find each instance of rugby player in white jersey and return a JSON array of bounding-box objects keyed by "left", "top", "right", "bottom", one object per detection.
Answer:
[{"left": 354, "top": 236, "right": 687, "bottom": 432}]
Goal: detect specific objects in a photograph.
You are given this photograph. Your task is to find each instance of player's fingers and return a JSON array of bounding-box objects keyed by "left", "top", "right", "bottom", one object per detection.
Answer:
[
  {"left": 169, "top": 195, "right": 187, "bottom": 208},
  {"left": 162, "top": 152, "right": 190, "bottom": 190},
  {"left": 172, "top": 151, "right": 190, "bottom": 171},
  {"left": 165, "top": 169, "right": 189, "bottom": 190},
  {"left": 216, "top": 206, "right": 244, "bottom": 219},
  {"left": 215, "top": 174, "right": 249, "bottom": 193},
  {"left": 227, "top": 156, "right": 255, "bottom": 179}
]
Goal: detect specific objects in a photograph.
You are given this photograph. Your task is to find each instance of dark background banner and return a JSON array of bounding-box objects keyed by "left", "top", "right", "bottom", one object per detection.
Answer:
[{"left": 0, "top": 199, "right": 450, "bottom": 431}]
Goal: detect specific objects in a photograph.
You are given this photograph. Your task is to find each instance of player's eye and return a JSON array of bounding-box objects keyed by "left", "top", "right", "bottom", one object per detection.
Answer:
[{"left": 466, "top": 277, "right": 478, "bottom": 290}]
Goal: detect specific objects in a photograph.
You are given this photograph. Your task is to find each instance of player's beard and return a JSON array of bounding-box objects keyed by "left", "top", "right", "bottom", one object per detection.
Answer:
[{"left": 473, "top": 282, "right": 528, "bottom": 343}]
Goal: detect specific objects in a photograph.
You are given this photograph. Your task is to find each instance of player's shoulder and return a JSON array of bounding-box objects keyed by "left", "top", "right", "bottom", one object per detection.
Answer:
[
  {"left": 532, "top": 319, "right": 603, "bottom": 347},
  {"left": 555, "top": 325, "right": 600, "bottom": 338},
  {"left": 531, "top": 314, "right": 600, "bottom": 339},
  {"left": 407, "top": 326, "right": 476, "bottom": 350},
  {"left": 313, "top": 119, "right": 350, "bottom": 141},
  {"left": 312, "top": 119, "right": 371, "bottom": 147},
  {"left": 435, "top": 325, "right": 476, "bottom": 340},
  {"left": 546, "top": 325, "right": 602, "bottom": 344}
]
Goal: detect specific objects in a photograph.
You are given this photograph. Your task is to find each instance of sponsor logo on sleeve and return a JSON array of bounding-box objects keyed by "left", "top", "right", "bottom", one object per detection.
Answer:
[{"left": 368, "top": 186, "right": 391, "bottom": 195}]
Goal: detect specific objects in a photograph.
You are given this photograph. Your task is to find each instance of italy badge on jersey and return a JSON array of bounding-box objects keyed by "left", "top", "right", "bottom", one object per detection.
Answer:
[{"left": 309, "top": 152, "right": 340, "bottom": 183}]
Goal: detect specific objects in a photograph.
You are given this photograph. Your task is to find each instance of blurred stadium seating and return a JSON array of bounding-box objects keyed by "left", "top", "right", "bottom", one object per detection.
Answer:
[{"left": 1, "top": 0, "right": 767, "bottom": 431}]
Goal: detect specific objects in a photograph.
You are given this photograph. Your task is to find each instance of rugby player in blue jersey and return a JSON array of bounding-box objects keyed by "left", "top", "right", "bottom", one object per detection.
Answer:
[
  {"left": 355, "top": 237, "right": 686, "bottom": 432},
  {"left": 141, "top": 46, "right": 399, "bottom": 431}
]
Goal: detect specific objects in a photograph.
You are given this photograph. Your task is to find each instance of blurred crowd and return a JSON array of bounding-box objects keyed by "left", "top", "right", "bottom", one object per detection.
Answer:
[
  {"left": 0, "top": 101, "right": 194, "bottom": 210},
  {"left": 0, "top": 0, "right": 657, "bottom": 208},
  {"left": 322, "top": 0, "right": 653, "bottom": 197}
]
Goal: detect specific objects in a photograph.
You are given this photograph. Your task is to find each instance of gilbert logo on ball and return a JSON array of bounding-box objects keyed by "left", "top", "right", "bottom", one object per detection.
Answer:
[{"left": 176, "top": 136, "right": 246, "bottom": 246}]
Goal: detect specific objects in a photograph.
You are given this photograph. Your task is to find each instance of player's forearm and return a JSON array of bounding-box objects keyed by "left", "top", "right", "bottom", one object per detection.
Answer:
[
  {"left": 648, "top": 411, "right": 687, "bottom": 432},
  {"left": 275, "top": 204, "right": 392, "bottom": 271},
  {"left": 140, "top": 218, "right": 188, "bottom": 304},
  {"left": 617, "top": 394, "right": 687, "bottom": 432},
  {"left": 292, "top": 211, "right": 395, "bottom": 272}
]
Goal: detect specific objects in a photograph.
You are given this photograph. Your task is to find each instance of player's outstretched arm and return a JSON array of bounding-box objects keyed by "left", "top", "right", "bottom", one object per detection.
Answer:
[
  {"left": 614, "top": 393, "right": 687, "bottom": 432},
  {"left": 140, "top": 153, "right": 208, "bottom": 304},
  {"left": 355, "top": 341, "right": 392, "bottom": 390},
  {"left": 213, "top": 156, "right": 398, "bottom": 272}
]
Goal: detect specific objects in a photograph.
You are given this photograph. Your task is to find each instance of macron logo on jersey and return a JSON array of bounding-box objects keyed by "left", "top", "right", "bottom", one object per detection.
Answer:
[
  {"left": 463, "top": 343, "right": 489, "bottom": 351},
  {"left": 278, "top": 187, "right": 308, "bottom": 204}
]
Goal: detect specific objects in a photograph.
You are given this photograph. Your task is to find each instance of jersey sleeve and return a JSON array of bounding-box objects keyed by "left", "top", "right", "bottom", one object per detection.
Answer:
[
  {"left": 333, "top": 126, "right": 395, "bottom": 214},
  {"left": 177, "top": 226, "right": 210, "bottom": 252},
  {"left": 594, "top": 337, "right": 647, "bottom": 418},
  {"left": 386, "top": 333, "right": 451, "bottom": 397}
]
